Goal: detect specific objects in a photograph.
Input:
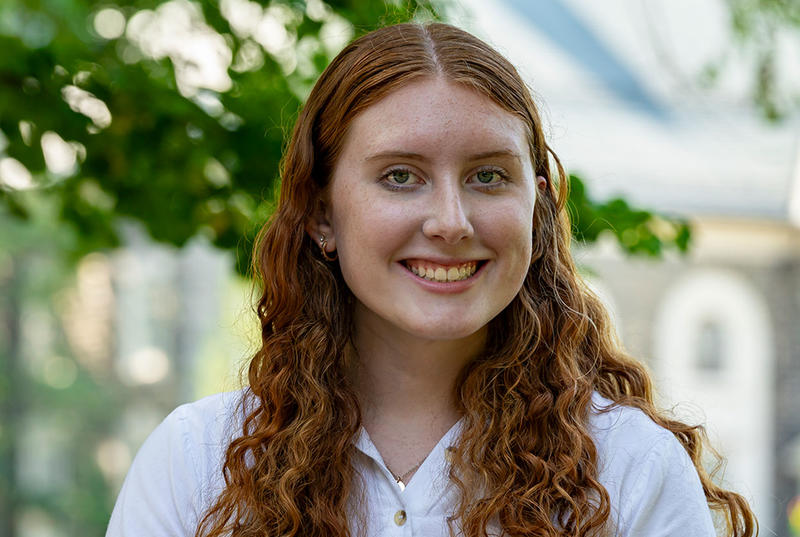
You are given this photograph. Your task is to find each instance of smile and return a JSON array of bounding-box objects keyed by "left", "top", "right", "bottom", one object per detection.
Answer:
[{"left": 402, "top": 259, "right": 482, "bottom": 283}]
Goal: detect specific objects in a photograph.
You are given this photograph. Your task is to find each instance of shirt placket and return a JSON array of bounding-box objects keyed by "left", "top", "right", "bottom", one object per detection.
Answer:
[{"left": 351, "top": 422, "right": 463, "bottom": 536}]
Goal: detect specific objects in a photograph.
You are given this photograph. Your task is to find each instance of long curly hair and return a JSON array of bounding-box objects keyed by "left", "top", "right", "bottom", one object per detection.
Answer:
[{"left": 196, "top": 22, "right": 757, "bottom": 537}]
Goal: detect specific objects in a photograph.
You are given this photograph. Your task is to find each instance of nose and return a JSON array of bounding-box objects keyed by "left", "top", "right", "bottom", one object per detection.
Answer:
[{"left": 421, "top": 183, "right": 474, "bottom": 243}]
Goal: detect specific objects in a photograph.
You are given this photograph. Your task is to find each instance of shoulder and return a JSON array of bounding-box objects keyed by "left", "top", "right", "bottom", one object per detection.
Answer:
[
  {"left": 148, "top": 387, "right": 253, "bottom": 491},
  {"left": 168, "top": 387, "right": 251, "bottom": 448},
  {"left": 155, "top": 388, "right": 251, "bottom": 481},
  {"left": 106, "top": 388, "right": 251, "bottom": 537},
  {"left": 588, "top": 392, "right": 677, "bottom": 462},
  {"left": 587, "top": 392, "right": 716, "bottom": 537}
]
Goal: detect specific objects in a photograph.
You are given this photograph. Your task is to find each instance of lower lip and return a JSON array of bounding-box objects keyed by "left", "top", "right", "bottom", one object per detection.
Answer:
[{"left": 398, "top": 262, "right": 487, "bottom": 294}]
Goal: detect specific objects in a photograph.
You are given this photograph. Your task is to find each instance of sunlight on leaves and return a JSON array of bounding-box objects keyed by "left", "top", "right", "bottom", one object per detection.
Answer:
[
  {"left": 0, "top": 157, "right": 35, "bottom": 190},
  {"left": 126, "top": 0, "right": 232, "bottom": 97},
  {"left": 62, "top": 85, "right": 113, "bottom": 129}
]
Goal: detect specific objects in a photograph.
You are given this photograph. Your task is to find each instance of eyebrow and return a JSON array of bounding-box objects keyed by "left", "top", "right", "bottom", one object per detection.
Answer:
[{"left": 363, "top": 149, "right": 522, "bottom": 163}]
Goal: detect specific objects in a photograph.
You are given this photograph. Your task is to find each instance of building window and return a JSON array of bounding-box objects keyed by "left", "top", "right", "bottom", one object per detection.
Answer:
[{"left": 696, "top": 319, "right": 724, "bottom": 372}]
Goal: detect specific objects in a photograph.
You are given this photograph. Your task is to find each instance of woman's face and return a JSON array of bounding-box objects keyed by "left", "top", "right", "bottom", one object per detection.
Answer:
[{"left": 315, "top": 77, "right": 540, "bottom": 342}]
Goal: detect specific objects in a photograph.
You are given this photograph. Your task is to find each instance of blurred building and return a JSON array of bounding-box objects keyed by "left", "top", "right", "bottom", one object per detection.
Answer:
[{"left": 454, "top": 0, "right": 800, "bottom": 533}]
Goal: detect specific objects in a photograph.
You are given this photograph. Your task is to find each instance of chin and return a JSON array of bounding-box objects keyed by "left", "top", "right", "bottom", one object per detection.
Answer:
[{"left": 402, "top": 318, "right": 487, "bottom": 342}]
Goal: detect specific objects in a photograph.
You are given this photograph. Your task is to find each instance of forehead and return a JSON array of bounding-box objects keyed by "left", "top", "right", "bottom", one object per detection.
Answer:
[{"left": 341, "top": 77, "right": 530, "bottom": 162}]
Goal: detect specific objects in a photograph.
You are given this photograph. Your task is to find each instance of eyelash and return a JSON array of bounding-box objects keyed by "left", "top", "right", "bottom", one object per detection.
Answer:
[
  {"left": 472, "top": 167, "right": 509, "bottom": 188},
  {"left": 379, "top": 166, "right": 510, "bottom": 191},
  {"left": 380, "top": 167, "right": 419, "bottom": 191}
]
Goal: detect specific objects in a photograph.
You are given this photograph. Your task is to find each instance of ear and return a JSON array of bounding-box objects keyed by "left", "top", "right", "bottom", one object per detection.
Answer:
[
  {"left": 536, "top": 175, "right": 547, "bottom": 191},
  {"left": 305, "top": 196, "right": 336, "bottom": 253}
]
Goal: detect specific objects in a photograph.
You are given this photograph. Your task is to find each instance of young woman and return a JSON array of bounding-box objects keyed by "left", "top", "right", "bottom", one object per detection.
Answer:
[{"left": 106, "top": 22, "right": 756, "bottom": 537}]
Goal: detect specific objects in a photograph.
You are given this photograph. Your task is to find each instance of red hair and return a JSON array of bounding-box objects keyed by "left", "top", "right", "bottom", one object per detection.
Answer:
[{"left": 196, "top": 22, "right": 756, "bottom": 537}]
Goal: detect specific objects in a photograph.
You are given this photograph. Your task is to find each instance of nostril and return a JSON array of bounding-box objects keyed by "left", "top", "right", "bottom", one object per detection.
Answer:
[{"left": 422, "top": 214, "right": 474, "bottom": 243}]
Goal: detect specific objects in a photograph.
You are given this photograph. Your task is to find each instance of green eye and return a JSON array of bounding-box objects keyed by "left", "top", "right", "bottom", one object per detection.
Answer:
[
  {"left": 476, "top": 170, "right": 498, "bottom": 183},
  {"left": 388, "top": 170, "right": 410, "bottom": 184}
]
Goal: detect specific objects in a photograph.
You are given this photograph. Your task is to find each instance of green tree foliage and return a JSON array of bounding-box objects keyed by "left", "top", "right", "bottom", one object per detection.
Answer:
[
  {"left": 704, "top": 0, "right": 800, "bottom": 121},
  {"left": 0, "top": 0, "right": 690, "bottom": 275},
  {"left": 568, "top": 174, "right": 690, "bottom": 257}
]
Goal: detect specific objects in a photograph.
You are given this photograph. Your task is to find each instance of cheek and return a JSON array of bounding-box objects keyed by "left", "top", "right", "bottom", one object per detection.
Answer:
[
  {"left": 331, "top": 196, "right": 414, "bottom": 264},
  {"left": 476, "top": 200, "right": 535, "bottom": 255}
]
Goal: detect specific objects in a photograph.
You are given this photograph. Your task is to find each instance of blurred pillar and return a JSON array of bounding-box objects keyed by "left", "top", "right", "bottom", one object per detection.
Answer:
[{"left": 0, "top": 257, "right": 23, "bottom": 537}]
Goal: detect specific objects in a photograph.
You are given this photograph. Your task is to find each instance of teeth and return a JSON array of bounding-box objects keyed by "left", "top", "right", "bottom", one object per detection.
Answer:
[{"left": 405, "top": 261, "right": 479, "bottom": 282}]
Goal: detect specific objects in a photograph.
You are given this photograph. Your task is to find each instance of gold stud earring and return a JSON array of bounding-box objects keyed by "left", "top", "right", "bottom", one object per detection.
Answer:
[{"left": 319, "top": 234, "right": 338, "bottom": 261}]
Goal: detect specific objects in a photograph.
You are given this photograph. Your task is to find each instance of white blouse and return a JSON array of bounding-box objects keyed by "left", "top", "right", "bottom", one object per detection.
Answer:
[{"left": 105, "top": 389, "right": 716, "bottom": 536}]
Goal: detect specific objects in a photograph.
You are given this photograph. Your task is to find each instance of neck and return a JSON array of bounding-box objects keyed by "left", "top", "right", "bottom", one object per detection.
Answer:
[{"left": 351, "top": 312, "right": 486, "bottom": 427}]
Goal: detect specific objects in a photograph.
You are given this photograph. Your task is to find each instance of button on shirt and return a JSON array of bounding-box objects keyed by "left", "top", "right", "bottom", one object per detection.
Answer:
[
  {"left": 106, "top": 389, "right": 716, "bottom": 537},
  {"left": 350, "top": 419, "right": 464, "bottom": 536}
]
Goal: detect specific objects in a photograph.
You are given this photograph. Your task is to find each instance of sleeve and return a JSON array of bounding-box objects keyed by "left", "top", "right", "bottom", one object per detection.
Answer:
[
  {"left": 105, "top": 405, "right": 205, "bottom": 537},
  {"left": 617, "top": 430, "right": 716, "bottom": 537}
]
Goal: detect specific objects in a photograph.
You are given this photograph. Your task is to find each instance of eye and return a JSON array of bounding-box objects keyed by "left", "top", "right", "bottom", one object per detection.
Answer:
[
  {"left": 476, "top": 170, "right": 499, "bottom": 183},
  {"left": 470, "top": 167, "right": 508, "bottom": 186},
  {"left": 386, "top": 169, "right": 412, "bottom": 184},
  {"left": 379, "top": 167, "right": 422, "bottom": 190}
]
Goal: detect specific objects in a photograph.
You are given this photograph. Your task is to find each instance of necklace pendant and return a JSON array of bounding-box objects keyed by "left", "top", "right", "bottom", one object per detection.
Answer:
[{"left": 396, "top": 478, "right": 406, "bottom": 491}]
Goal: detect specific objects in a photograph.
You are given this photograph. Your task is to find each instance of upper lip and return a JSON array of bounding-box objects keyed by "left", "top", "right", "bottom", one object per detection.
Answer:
[{"left": 400, "top": 257, "right": 487, "bottom": 266}]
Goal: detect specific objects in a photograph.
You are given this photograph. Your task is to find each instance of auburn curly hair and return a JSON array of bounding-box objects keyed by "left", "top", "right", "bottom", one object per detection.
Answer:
[{"left": 195, "top": 22, "right": 757, "bottom": 537}]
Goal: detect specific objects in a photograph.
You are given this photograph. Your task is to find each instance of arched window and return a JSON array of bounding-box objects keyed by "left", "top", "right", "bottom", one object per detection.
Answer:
[
  {"left": 695, "top": 319, "right": 724, "bottom": 372},
  {"left": 653, "top": 268, "right": 773, "bottom": 526}
]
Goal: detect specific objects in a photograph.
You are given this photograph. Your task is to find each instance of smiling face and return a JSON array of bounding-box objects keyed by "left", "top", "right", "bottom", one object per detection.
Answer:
[{"left": 313, "top": 77, "right": 540, "bottom": 343}]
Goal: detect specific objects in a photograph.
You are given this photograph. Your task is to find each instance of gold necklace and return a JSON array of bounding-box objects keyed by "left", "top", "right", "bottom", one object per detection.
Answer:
[{"left": 386, "top": 456, "right": 427, "bottom": 491}]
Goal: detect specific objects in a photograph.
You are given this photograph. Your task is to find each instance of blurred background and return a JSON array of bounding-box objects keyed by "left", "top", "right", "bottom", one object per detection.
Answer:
[{"left": 1, "top": 0, "right": 799, "bottom": 535}]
